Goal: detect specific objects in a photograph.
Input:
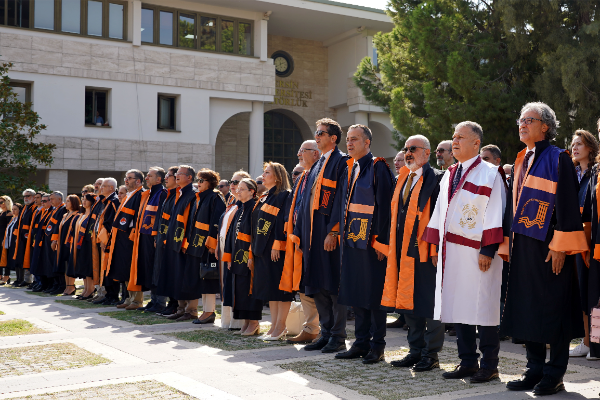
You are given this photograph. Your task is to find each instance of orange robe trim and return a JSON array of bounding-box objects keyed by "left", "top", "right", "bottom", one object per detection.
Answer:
[
  {"left": 127, "top": 190, "right": 151, "bottom": 291},
  {"left": 280, "top": 170, "right": 306, "bottom": 293},
  {"left": 381, "top": 167, "right": 432, "bottom": 311}
]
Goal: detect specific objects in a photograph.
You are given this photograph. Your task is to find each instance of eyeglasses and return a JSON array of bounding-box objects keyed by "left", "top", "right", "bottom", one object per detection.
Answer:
[
  {"left": 401, "top": 146, "right": 426, "bottom": 154},
  {"left": 81, "top": 190, "right": 88, "bottom": 194},
  {"left": 0, "top": 202, "right": 4, "bottom": 205},
  {"left": 217, "top": 184, "right": 228, "bottom": 188},
  {"left": 292, "top": 171, "right": 302, "bottom": 176},
  {"left": 41, "top": 200, "right": 49, "bottom": 203},
  {"left": 229, "top": 180, "right": 240, "bottom": 185},
  {"left": 165, "top": 174, "right": 174, "bottom": 179},
  {"left": 314, "top": 130, "right": 328, "bottom": 137},
  {"left": 516, "top": 117, "right": 542, "bottom": 126},
  {"left": 436, "top": 148, "right": 449, "bottom": 154},
  {"left": 23, "top": 195, "right": 32, "bottom": 198},
  {"left": 197, "top": 178, "right": 205, "bottom": 183},
  {"left": 256, "top": 181, "right": 263, "bottom": 185},
  {"left": 299, "top": 148, "right": 318, "bottom": 153}
]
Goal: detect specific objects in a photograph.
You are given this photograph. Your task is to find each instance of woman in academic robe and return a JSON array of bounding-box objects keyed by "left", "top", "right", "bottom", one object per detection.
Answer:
[
  {"left": 250, "top": 162, "right": 292, "bottom": 340},
  {"left": 53, "top": 195, "right": 80, "bottom": 296},
  {"left": 0, "top": 202, "right": 20, "bottom": 285},
  {"left": 174, "top": 168, "right": 226, "bottom": 324},
  {"left": 217, "top": 170, "right": 251, "bottom": 330},
  {"left": 67, "top": 193, "right": 96, "bottom": 299},
  {"left": 0, "top": 196, "right": 14, "bottom": 285},
  {"left": 224, "top": 178, "right": 263, "bottom": 336}
]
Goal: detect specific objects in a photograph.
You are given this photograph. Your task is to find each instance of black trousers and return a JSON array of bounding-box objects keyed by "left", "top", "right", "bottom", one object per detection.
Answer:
[
  {"left": 404, "top": 313, "right": 445, "bottom": 360},
  {"left": 53, "top": 274, "right": 65, "bottom": 288},
  {"left": 15, "top": 264, "right": 24, "bottom": 282},
  {"left": 455, "top": 323, "right": 500, "bottom": 370},
  {"left": 525, "top": 339, "right": 570, "bottom": 380},
  {"left": 313, "top": 289, "right": 347, "bottom": 340},
  {"left": 353, "top": 307, "right": 387, "bottom": 352},
  {"left": 104, "top": 279, "right": 121, "bottom": 300}
]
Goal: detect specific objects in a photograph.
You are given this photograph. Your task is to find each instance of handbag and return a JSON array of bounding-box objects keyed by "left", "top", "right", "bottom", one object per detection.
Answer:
[{"left": 200, "top": 262, "right": 219, "bottom": 280}]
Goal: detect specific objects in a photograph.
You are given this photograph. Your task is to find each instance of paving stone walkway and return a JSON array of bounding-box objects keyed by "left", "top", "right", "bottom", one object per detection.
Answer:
[{"left": 1, "top": 285, "right": 599, "bottom": 399}]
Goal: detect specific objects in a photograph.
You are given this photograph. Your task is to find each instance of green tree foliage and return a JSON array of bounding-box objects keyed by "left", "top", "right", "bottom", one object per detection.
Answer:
[
  {"left": 0, "top": 62, "right": 54, "bottom": 202},
  {"left": 356, "top": 0, "right": 600, "bottom": 162}
]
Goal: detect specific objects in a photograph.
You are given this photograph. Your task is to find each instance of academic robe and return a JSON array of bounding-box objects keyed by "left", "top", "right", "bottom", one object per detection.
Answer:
[
  {"left": 13, "top": 203, "right": 36, "bottom": 268},
  {"left": 251, "top": 187, "right": 292, "bottom": 302},
  {"left": 106, "top": 187, "right": 144, "bottom": 282},
  {"left": 54, "top": 212, "right": 79, "bottom": 276},
  {"left": 582, "top": 164, "right": 600, "bottom": 358},
  {"left": 68, "top": 211, "right": 95, "bottom": 279},
  {"left": 174, "top": 189, "right": 225, "bottom": 300},
  {"left": 128, "top": 185, "right": 167, "bottom": 292},
  {"left": 38, "top": 204, "right": 67, "bottom": 277},
  {"left": 89, "top": 195, "right": 105, "bottom": 285},
  {"left": 218, "top": 200, "right": 240, "bottom": 307},
  {"left": 291, "top": 147, "right": 351, "bottom": 295},
  {"left": 97, "top": 192, "right": 119, "bottom": 284},
  {"left": 381, "top": 163, "right": 442, "bottom": 318},
  {"left": 500, "top": 140, "right": 587, "bottom": 342},
  {"left": 28, "top": 207, "right": 48, "bottom": 275},
  {"left": 423, "top": 155, "right": 506, "bottom": 326},
  {"left": 156, "top": 183, "right": 196, "bottom": 299},
  {"left": 224, "top": 198, "right": 263, "bottom": 319},
  {"left": 337, "top": 153, "right": 394, "bottom": 310},
  {"left": 152, "top": 188, "right": 176, "bottom": 288},
  {"left": 1, "top": 216, "right": 19, "bottom": 271}
]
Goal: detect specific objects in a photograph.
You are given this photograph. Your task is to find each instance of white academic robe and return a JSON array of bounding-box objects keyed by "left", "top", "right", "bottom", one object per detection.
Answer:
[{"left": 424, "top": 156, "right": 506, "bottom": 326}]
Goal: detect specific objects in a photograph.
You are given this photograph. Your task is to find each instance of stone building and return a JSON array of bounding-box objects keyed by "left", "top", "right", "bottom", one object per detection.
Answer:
[{"left": 2, "top": 0, "right": 394, "bottom": 194}]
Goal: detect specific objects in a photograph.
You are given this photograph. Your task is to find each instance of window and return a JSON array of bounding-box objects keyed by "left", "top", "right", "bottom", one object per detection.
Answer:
[
  {"left": 0, "top": 0, "right": 126, "bottom": 41},
  {"left": 264, "top": 111, "right": 304, "bottom": 173},
  {"left": 142, "top": 4, "right": 252, "bottom": 56},
  {"left": 157, "top": 95, "right": 176, "bottom": 130},
  {"left": 10, "top": 82, "right": 31, "bottom": 104},
  {"left": 85, "top": 88, "right": 109, "bottom": 127}
]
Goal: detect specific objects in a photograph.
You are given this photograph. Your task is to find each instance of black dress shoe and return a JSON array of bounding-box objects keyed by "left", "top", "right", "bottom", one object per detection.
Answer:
[
  {"left": 43, "top": 286, "right": 56, "bottom": 293},
  {"left": 533, "top": 375, "right": 565, "bottom": 396},
  {"left": 391, "top": 354, "right": 421, "bottom": 368},
  {"left": 362, "top": 350, "right": 385, "bottom": 364},
  {"left": 20, "top": 281, "right": 31, "bottom": 287},
  {"left": 442, "top": 365, "right": 479, "bottom": 379},
  {"left": 335, "top": 346, "right": 369, "bottom": 359},
  {"left": 506, "top": 371, "right": 543, "bottom": 391},
  {"left": 386, "top": 317, "right": 405, "bottom": 329},
  {"left": 470, "top": 368, "right": 499, "bottom": 383},
  {"left": 159, "top": 305, "right": 177, "bottom": 316},
  {"left": 412, "top": 356, "right": 439, "bottom": 372},
  {"left": 136, "top": 302, "right": 154, "bottom": 312},
  {"left": 117, "top": 299, "right": 125, "bottom": 305},
  {"left": 196, "top": 313, "right": 216, "bottom": 324},
  {"left": 304, "top": 336, "right": 329, "bottom": 351},
  {"left": 32, "top": 286, "right": 45, "bottom": 293},
  {"left": 145, "top": 304, "right": 165, "bottom": 313},
  {"left": 93, "top": 298, "right": 108, "bottom": 305},
  {"left": 11, "top": 280, "right": 21, "bottom": 287},
  {"left": 321, "top": 337, "right": 347, "bottom": 353},
  {"left": 49, "top": 287, "right": 65, "bottom": 295}
]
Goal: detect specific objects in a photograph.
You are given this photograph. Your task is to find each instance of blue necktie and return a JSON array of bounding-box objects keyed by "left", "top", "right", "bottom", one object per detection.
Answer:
[{"left": 451, "top": 164, "right": 463, "bottom": 196}]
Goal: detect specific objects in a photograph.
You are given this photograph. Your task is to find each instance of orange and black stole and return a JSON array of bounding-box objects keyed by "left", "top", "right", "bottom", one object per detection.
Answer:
[
  {"left": 280, "top": 170, "right": 306, "bottom": 293},
  {"left": 381, "top": 166, "right": 435, "bottom": 311}
]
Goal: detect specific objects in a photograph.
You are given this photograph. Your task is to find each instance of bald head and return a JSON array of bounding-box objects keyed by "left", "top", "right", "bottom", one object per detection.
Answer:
[{"left": 298, "top": 140, "right": 320, "bottom": 169}]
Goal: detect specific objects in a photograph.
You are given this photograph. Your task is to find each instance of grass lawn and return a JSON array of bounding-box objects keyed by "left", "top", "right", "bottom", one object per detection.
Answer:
[
  {"left": 0, "top": 319, "right": 47, "bottom": 336},
  {"left": 163, "top": 325, "right": 293, "bottom": 351},
  {"left": 0, "top": 342, "right": 110, "bottom": 378}
]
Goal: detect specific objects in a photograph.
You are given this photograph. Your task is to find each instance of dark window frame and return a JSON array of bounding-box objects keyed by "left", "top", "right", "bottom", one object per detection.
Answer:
[
  {"left": 157, "top": 94, "right": 177, "bottom": 131},
  {"left": 85, "top": 87, "right": 110, "bottom": 128},
  {"left": 141, "top": 3, "right": 254, "bottom": 57},
  {"left": 0, "top": 0, "right": 128, "bottom": 42},
  {"left": 10, "top": 81, "right": 32, "bottom": 104}
]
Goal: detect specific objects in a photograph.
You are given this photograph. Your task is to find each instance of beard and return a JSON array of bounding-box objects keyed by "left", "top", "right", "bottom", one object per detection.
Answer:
[{"left": 436, "top": 158, "right": 445, "bottom": 167}]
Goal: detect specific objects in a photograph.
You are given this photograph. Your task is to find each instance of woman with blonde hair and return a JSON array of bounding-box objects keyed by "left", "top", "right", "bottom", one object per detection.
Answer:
[
  {"left": 250, "top": 162, "right": 292, "bottom": 340},
  {"left": 0, "top": 196, "right": 16, "bottom": 284}
]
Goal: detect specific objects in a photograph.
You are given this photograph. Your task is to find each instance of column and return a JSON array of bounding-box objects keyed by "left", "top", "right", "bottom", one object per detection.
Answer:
[
  {"left": 254, "top": 19, "right": 268, "bottom": 62},
  {"left": 248, "top": 101, "right": 265, "bottom": 178},
  {"left": 48, "top": 170, "right": 68, "bottom": 198},
  {"left": 354, "top": 111, "right": 369, "bottom": 126},
  {"left": 132, "top": 0, "right": 142, "bottom": 46}
]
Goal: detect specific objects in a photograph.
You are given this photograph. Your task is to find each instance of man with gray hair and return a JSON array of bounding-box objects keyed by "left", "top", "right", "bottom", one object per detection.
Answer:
[
  {"left": 480, "top": 145, "right": 502, "bottom": 166},
  {"left": 501, "top": 102, "right": 587, "bottom": 395},
  {"left": 393, "top": 150, "right": 406, "bottom": 175},
  {"left": 435, "top": 140, "right": 455, "bottom": 170},
  {"left": 383, "top": 134, "right": 445, "bottom": 372},
  {"left": 11, "top": 189, "right": 37, "bottom": 286},
  {"left": 94, "top": 178, "right": 104, "bottom": 195}
]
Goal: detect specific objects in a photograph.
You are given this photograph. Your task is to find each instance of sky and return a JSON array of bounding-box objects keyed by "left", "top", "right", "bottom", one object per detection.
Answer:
[{"left": 329, "top": 0, "right": 389, "bottom": 10}]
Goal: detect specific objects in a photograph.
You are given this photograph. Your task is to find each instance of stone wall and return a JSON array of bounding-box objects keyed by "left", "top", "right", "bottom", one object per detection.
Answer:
[
  {"left": 0, "top": 31, "right": 275, "bottom": 95},
  {"left": 214, "top": 113, "right": 250, "bottom": 180}
]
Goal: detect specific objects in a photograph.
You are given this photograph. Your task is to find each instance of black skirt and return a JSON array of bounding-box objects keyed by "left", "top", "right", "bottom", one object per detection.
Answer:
[
  {"left": 252, "top": 254, "right": 294, "bottom": 303},
  {"left": 233, "top": 273, "right": 262, "bottom": 320}
]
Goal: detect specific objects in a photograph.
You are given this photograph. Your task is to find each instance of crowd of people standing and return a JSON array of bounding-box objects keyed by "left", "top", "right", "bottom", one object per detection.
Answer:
[{"left": 1, "top": 103, "right": 599, "bottom": 396}]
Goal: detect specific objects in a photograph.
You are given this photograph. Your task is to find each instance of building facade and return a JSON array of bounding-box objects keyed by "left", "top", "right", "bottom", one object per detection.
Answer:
[{"left": 1, "top": 0, "right": 394, "bottom": 194}]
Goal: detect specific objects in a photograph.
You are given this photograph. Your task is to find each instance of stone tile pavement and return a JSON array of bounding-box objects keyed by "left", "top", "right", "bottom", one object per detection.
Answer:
[{"left": 0, "top": 286, "right": 599, "bottom": 399}]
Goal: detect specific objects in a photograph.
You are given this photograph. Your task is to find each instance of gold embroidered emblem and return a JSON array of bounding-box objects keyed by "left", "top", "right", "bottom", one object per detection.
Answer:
[
  {"left": 257, "top": 218, "right": 271, "bottom": 235},
  {"left": 234, "top": 249, "right": 249, "bottom": 264},
  {"left": 458, "top": 204, "right": 479, "bottom": 229},
  {"left": 192, "top": 234, "right": 205, "bottom": 247},
  {"left": 518, "top": 199, "right": 549, "bottom": 229},
  {"left": 174, "top": 227, "right": 185, "bottom": 242},
  {"left": 160, "top": 224, "right": 168, "bottom": 235},
  {"left": 347, "top": 218, "right": 368, "bottom": 242}
]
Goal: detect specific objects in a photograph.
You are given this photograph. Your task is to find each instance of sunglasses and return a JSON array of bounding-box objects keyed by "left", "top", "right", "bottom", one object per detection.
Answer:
[
  {"left": 436, "top": 148, "right": 449, "bottom": 153},
  {"left": 197, "top": 178, "right": 205, "bottom": 183},
  {"left": 0, "top": 202, "right": 4, "bottom": 205},
  {"left": 41, "top": 200, "right": 49, "bottom": 203},
  {"left": 292, "top": 171, "right": 302, "bottom": 176},
  {"left": 256, "top": 181, "right": 263, "bottom": 185},
  {"left": 229, "top": 180, "right": 240, "bottom": 185},
  {"left": 401, "top": 146, "right": 426, "bottom": 154},
  {"left": 217, "top": 184, "right": 228, "bottom": 188},
  {"left": 81, "top": 190, "right": 88, "bottom": 194},
  {"left": 314, "top": 130, "right": 328, "bottom": 137}
]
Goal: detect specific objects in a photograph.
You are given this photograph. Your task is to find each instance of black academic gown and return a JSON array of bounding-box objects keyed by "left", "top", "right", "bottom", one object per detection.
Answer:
[
  {"left": 225, "top": 198, "right": 263, "bottom": 320},
  {"left": 337, "top": 153, "right": 394, "bottom": 310},
  {"left": 39, "top": 205, "right": 67, "bottom": 278},
  {"left": 29, "top": 208, "right": 48, "bottom": 276},
  {"left": 501, "top": 140, "right": 585, "bottom": 344},
  {"left": 54, "top": 213, "right": 78, "bottom": 276},
  {"left": 251, "top": 187, "right": 293, "bottom": 303},
  {"left": 14, "top": 203, "right": 35, "bottom": 267},
  {"left": 157, "top": 183, "right": 196, "bottom": 299},
  {"left": 580, "top": 164, "right": 600, "bottom": 357},
  {"left": 153, "top": 188, "right": 176, "bottom": 288},
  {"left": 68, "top": 212, "right": 95, "bottom": 279},
  {"left": 293, "top": 147, "right": 350, "bottom": 296}
]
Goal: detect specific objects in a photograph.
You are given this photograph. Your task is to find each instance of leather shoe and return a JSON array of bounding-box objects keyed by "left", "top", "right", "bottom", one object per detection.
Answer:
[
  {"left": 321, "top": 337, "right": 347, "bottom": 353},
  {"left": 145, "top": 304, "right": 165, "bottom": 313},
  {"left": 362, "top": 350, "right": 385, "bottom": 364},
  {"left": 287, "top": 331, "right": 319, "bottom": 344},
  {"left": 412, "top": 356, "right": 439, "bottom": 372},
  {"left": 176, "top": 312, "right": 195, "bottom": 322},
  {"left": 136, "top": 302, "right": 153, "bottom": 311},
  {"left": 470, "top": 368, "right": 499, "bottom": 383},
  {"left": 166, "top": 312, "right": 184, "bottom": 320},
  {"left": 159, "top": 306, "right": 177, "bottom": 316},
  {"left": 125, "top": 303, "right": 141, "bottom": 310},
  {"left": 442, "top": 365, "right": 479, "bottom": 379},
  {"left": 391, "top": 354, "right": 421, "bottom": 368},
  {"left": 386, "top": 317, "right": 405, "bottom": 329},
  {"left": 533, "top": 375, "right": 565, "bottom": 396},
  {"left": 506, "top": 371, "right": 543, "bottom": 391},
  {"left": 304, "top": 336, "right": 329, "bottom": 351},
  {"left": 116, "top": 303, "right": 129, "bottom": 309},
  {"left": 335, "top": 346, "right": 369, "bottom": 359},
  {"left": 196, "top": 313, "right": 216, "bottom": 324}
]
